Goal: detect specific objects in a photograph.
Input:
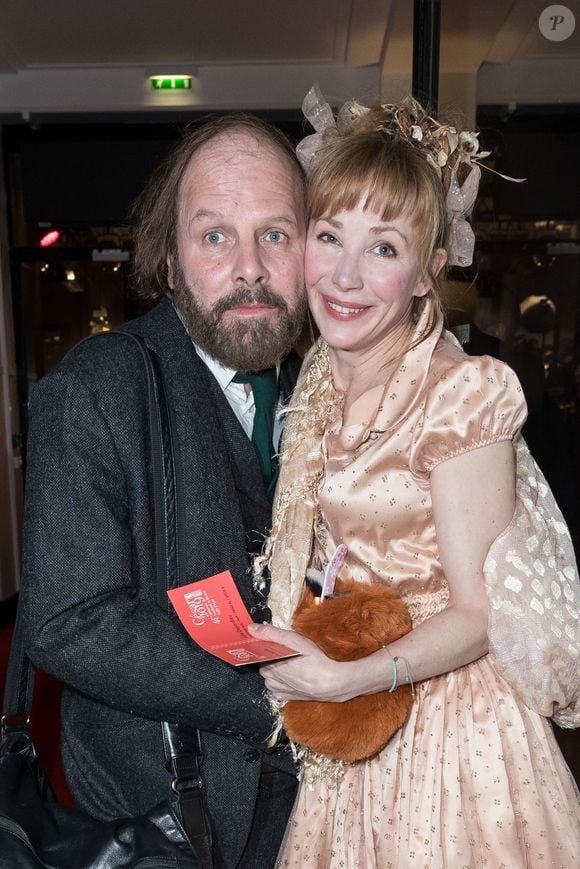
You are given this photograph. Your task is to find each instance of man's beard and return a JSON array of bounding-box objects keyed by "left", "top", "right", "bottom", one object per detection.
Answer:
[{"left": 171, "top": 266, "right": 307, "bottom": 371}]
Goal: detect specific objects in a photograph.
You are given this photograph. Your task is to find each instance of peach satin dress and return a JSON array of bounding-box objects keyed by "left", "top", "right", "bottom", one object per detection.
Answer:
[{"left": 276, "top": 324, "right": 580, "bottom": 868}]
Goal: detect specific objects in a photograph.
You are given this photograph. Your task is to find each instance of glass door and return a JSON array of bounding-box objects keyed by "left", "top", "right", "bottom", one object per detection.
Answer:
[{"left": 11, "top": 249, "right": 141, "bottom": 448}]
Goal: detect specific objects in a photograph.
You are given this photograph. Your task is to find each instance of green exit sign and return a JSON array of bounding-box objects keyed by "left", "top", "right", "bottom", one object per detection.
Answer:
[{"left": 150, "top": 76, "right": 192, "bottom": 90}]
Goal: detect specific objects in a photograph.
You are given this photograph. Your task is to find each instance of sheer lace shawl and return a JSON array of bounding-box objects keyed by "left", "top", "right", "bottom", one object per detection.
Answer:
[{"left": 485, "top": 436, "right": 580, "bottom": 727}]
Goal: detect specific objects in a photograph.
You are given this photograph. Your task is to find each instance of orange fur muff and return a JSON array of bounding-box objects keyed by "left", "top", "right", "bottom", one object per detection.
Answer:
[{"left": 283, "top": 579, "right": 413, "bottom": 762}]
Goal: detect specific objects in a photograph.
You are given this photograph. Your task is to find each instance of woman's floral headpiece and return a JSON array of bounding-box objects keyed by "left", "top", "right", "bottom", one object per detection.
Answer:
[{"left": 296, "top": 84, "right": 523, "bottom": 268}]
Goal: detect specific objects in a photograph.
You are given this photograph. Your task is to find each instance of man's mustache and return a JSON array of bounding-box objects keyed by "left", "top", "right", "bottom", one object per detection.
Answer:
[{"left": 211, "top": 285, "right": 288, "bottom": 319}]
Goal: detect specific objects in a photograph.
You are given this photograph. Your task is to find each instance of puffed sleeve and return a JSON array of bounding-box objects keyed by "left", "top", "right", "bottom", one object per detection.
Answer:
[{"left": 410, "top": 352, "right": 528, "bottom": 477}]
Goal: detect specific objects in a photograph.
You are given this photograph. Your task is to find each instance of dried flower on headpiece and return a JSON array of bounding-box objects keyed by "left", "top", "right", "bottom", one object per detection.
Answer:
[{"left": 296, "top": 84, "right": 523, "bottom": 268}]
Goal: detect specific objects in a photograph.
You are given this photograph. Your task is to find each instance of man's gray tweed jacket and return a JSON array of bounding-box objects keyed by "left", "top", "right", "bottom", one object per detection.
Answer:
[{"left": 20, "top": 298, "right": 300, "bottom": 867}]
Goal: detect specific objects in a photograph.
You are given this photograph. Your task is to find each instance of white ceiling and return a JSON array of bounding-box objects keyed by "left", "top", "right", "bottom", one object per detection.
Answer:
[{"left": 0, "top": 0, "right": 578, "bottom": 118}]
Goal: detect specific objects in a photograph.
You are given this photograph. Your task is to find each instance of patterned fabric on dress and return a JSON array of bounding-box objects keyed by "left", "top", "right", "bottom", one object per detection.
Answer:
[{"left": 269, "top": 300, "right": 580, "bottom": 868}]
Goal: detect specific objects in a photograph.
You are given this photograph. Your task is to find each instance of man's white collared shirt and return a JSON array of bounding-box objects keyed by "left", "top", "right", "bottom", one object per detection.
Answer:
[{"left": 193, "top": 343, "right": 283, "bottom": 449}]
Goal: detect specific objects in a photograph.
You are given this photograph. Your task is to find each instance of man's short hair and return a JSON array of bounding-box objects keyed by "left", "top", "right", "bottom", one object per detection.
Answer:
[{"left": 130, "top": 114, "right": 306, "bottom": 301}]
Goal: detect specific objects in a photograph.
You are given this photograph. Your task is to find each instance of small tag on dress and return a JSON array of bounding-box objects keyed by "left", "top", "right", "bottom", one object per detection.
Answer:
[{"left": 321, "top": 544, "right": 348, "bottom": 599}]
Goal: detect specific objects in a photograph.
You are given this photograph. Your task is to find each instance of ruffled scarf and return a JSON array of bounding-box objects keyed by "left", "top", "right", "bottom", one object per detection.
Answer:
[
  {"left": 258, "top": 297, "right": 442, "bottom": 630},
  {"left": 254, "top": 339, "right": 341, "bottom": 629}
]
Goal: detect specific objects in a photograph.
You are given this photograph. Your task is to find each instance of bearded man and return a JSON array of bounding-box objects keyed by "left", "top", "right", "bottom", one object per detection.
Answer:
[{"left": 20, "top": 115, "right": 307, "bottom": 868}]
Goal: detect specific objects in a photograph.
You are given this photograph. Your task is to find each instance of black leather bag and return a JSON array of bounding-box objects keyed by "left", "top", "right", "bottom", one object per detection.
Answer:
[{"left": 0, "top": 333, "right": 213, "bottom": 868}]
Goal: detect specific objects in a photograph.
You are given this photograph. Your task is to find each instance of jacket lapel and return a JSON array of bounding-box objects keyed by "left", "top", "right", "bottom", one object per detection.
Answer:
[
  {"left": 130, "top": 301, "right": 303, "bottom": 610},
  {"left": 128, "top": 301, "right": 256, "bottom": 608}
]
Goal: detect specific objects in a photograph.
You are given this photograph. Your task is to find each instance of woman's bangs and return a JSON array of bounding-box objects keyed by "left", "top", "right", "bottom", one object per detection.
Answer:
[
  {"left": 308, "top": 159, "right": 372, "bottom": 220},
  {"left": 363, "top": 165, "right": 424, "bottom": 224},
  {"left": 308, "top": 142, "right": 428, "bottom": 227}
]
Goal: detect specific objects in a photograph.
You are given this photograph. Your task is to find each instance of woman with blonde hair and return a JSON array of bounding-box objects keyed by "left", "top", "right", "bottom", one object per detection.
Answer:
[{"left": 249, "top": 87, "right": 580, "bottom": 867}]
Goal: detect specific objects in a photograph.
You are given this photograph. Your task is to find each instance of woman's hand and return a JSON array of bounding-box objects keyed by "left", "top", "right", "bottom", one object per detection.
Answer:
[{"left": 248, "top": 623, "right": 363, "bottom": 703}]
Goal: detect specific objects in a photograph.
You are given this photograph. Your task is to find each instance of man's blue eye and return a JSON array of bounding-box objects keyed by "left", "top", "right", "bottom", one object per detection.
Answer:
[
  {"left": 205, "top": 231, "right": 224, "bottom": 244},
  {"left": 266, "top": 231, "right": 286, "bottom": 243}
]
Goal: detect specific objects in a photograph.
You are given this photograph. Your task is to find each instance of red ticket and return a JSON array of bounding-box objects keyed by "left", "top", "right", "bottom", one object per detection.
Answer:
[{"left": 167, "top": 571, "right": 300, "bottom": 666}]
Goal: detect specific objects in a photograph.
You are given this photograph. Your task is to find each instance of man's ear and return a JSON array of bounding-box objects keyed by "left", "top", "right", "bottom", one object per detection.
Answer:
[
  {"left": 412, "top": 248, "right": 448, "bottom": 298},
  {"left": 167, "top": 255, "right": 175, "bottom": 290}
]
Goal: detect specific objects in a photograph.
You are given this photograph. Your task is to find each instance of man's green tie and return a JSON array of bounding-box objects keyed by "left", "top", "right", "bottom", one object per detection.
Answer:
[{"left": 232, "top": 368, "right": 279, "bottom": 499}]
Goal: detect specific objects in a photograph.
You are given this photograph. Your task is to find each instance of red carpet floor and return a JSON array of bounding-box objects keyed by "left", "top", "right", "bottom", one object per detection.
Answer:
[{"left": 1, "top": 619, "right": 74, "bottom": 807}]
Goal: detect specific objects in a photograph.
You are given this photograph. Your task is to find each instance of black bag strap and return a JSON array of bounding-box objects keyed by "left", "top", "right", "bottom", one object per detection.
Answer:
[
  {"left": 2, "top": 330, "right": 212, "bottom": 867},
  {"left": 1, "top": 583, "right": 32, "bottom": 730},
  {"left": 116, "top": 332, "right": 178, "bottom": 611}
]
